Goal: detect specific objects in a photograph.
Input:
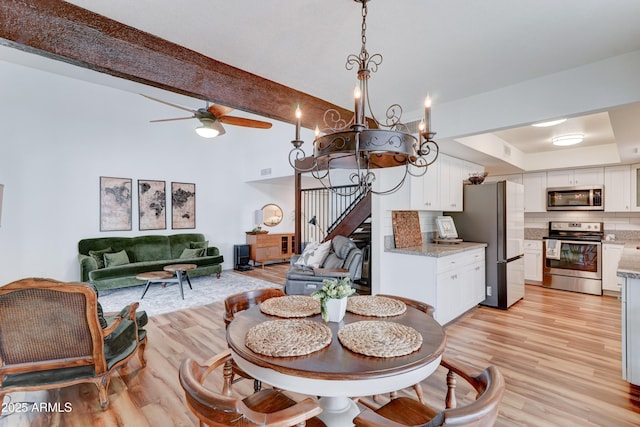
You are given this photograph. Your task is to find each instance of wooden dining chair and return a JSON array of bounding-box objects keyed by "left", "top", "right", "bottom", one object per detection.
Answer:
[
  {"left": 223, "top": 287, "right": 285, "bottom": 394},
  {"left": 353, "top": 358, "right": 505, "bottom": 427},
  {"left": 376, "top": 294, "right": 436, "bottom": 404},
  {"left": 179, "top": 350, "right": 326, "bottom": 427}
]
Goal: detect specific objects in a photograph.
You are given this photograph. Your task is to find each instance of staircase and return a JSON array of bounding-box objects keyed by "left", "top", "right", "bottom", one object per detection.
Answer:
[{"left": 298, "top": 185, "right": 371, "bottom": 292}]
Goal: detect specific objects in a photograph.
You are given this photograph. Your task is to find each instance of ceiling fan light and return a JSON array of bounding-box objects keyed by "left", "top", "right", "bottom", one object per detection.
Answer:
[
  {"left": 552, "top": 134, "right": 584, "bottom": 146},
  {"left": 195, "top": 125, "right": 219, "bottom": 138},
  {"left": 532, "top": 118, "right": 567, "bottom": 128}
]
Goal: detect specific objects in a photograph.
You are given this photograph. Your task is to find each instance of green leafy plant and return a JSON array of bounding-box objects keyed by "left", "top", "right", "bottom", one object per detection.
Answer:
[{"left": 311, "top": 277, "right": 356, "bottom": 321}]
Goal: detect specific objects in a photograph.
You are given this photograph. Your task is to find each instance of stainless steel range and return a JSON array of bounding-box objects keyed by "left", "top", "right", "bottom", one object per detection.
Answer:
[{"left": 542, "top": 221, "right": 603, "bottom": 295}]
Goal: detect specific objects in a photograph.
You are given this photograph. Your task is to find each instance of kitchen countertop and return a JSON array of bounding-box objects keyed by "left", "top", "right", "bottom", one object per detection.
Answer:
[
  {"left": 617, "top": 244, "right": 640, "bottom": 279},
  {"left": 385, "top": 241, "right": 487, "bottom": 258}
]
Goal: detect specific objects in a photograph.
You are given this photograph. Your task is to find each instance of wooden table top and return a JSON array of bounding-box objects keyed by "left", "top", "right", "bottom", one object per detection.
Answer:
[
  {"left": 136, "top": 271, "right": 174, "bottom": 280},
  {"left": 163, "top": 263, "right": 197, "bottom": 272},
  {"left": 226, "top": 302, "right": 446, "bottom": 381}
]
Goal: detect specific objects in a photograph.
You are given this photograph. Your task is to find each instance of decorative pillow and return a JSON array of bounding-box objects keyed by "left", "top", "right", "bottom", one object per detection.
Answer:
[
  {"left": 88, "top": 247, "right": 113, "bottom": 269},
  {"left": 189, "top": 240, "right": 208, "bottom": 250},
  {"left": 103, "top": 250, "right": 130, "bottom": 268},
  {"left": 295, "top": 240, "right": 331, "bottom": 268},
  {"left": 180, "top": 247, "right": 205, "bottom": 259}
]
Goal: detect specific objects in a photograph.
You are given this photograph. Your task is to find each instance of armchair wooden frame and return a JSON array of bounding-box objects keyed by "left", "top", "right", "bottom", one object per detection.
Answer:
[
  {"left": 0, "top": 278, "right": 147, "bottom": 413},
  {"left": 179, "top": 349, "right": 324, "bottom": 427},
  {"left": 223, "top": 287, "right": 285, "bottom": 395},
  {"left": 354, "top": 357, "right": 505, "bottom": 427}
]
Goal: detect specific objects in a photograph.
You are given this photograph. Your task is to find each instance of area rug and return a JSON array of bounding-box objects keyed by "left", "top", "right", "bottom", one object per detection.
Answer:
[{"left": 98, "top": 271, "right": 282, "bottom": 317}]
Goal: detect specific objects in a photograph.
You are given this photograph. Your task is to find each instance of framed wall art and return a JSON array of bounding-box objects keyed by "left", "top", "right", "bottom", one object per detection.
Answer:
[
  {"left": 171, "top": 182, "right": 196, "bottom": 229},
  {"left": 138, "top": 179, "right": 166, "bottom": 230},
  {"left": 100, "top": 176, "right": 132, "bottom": 231}
]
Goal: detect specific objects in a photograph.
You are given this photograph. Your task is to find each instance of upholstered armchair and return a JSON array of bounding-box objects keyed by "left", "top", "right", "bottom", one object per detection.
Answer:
[
  {"left": 285, "top": 235, "right": 363, "bottom": 295},
  {"left": 0, "top": 278, "right": 148, "bottom": 413}
]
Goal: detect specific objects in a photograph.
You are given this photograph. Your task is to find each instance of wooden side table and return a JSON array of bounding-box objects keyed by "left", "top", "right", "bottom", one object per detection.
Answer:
[
  {"left": 163, "top": 263, "right": 197, "bottom": 300},
  {"left": 136, "top": 271, "right": 177, "bottom": 299}
]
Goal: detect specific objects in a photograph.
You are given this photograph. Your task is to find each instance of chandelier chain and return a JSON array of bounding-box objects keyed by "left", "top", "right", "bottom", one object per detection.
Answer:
[{"left": 360, "top": 1, "right": 368, "bottom": 59}]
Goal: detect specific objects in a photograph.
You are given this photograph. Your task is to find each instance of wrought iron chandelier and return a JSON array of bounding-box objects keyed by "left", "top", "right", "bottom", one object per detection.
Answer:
[{"left": 289, "top": 0, "right": 439, "bottom": 196}]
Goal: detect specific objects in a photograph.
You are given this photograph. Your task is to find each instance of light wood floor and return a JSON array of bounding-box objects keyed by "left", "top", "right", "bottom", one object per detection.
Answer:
[{"left": 2, "top": 265, "right": 640, "bottom": 426}]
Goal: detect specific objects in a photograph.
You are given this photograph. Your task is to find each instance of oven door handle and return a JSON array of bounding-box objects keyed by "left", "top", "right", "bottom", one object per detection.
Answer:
[{"left": 550, "top": 240, "right": 601, "bottom": 246}]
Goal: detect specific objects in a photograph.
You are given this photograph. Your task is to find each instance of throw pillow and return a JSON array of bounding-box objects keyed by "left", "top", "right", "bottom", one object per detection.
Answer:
[
  {"left": 180, "top": 247, "right": 205, "bottom": 259},
  {"left": 295, "top": 240, "right": 331, "bottom": 268},
  {"left": 189, "top": 240, "right": 208, "bottom": 250},
  {"left": 88, "top": 247, "right": 113, "bottom": 269},
  {"left": 103, "top": 250, "right": 130, "bottom": 268}
]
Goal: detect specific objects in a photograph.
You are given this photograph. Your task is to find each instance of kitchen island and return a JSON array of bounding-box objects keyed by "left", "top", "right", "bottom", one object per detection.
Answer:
[
  {"left": 382, "top": 240, "right": 487, "bottom": 324},
  {"left": 617, "top": 247, "right": 640, "bottom": 386}
]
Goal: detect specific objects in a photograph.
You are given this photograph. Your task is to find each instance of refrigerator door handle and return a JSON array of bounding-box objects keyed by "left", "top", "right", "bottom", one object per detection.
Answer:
[{"left": 499, "top": 254, "right": 524, "bottom": 263}]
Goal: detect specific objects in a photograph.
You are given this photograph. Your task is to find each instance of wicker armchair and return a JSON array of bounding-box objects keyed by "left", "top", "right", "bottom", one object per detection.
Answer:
[{"left": 0, "top": 278, "right": 148, "bottom": 413}]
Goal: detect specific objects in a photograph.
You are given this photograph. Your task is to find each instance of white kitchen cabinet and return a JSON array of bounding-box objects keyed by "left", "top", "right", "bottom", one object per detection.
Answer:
[
  {"left": 524, "top": 240, "right": 543, "bottom": 282},
  {"left": 435, "top": 248, "right": 485, "bottom": 324},
  {"left": 410, "top": 154, "right": 478, "bottom": 212},
  {"left": 380, "top": 248, "right": 486, "bottom": 325},
  {"left": 629, "top": 164, "right": 640, "bottom": 212},
  {"left": 522, "top": 172, "right": 547, "bottom": 213},
  {"left": 604, "top": 165, "right": 631, "bottom": 212},
  {"left": 410, "top": 160, "right": 440, "bottom": 210},
  {"left": 602, "top": 243, "right": 624, "bottom": 292},
  {"left": 485, "top": 174, "right": 523, "bottom": 184},
  {"left": 546, "top": 168, "right": 603, "bottom": 187},
  {"left": 441, "top": 156, "right": 465, "bottom": 211},
  {"left": 621, "top": 275, "right": 640, "bottom": 385}
]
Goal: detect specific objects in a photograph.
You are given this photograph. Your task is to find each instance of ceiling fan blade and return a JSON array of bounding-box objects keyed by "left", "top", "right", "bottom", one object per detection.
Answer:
[
  {"left": 141, "top": 94, "right": 196, "bottom": 114},
  {"left": 218, "top": 116, "right": 273, "bottom": 129},
  {"left": 207, "top": 104, "right": 235, "bottom": 118},
  {"left": 149, "top": 116, "right": 194, "bottom": 123}
]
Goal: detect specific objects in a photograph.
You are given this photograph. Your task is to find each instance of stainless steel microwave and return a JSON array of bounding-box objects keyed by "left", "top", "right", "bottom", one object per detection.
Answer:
[{"left": 546, "top": 186, "right": 604, "bottom": 211}]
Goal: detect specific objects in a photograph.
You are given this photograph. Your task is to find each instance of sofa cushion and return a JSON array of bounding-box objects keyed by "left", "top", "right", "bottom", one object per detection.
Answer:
[
  {"left": 189, "top": 240, "right": 208, "bottom": 250},
  {"left": 104, "top": 250, "right": 130, "bottom": 268},
  {"left": 180, "top": 247, "right": 205, "bottom": 258},
  {"left": 322, "top": 253, "right": 343, "bottom": 269},
  {"left": 295, "top": 240, "right": 331, "bottom": 268},
  {"left": 332, "top": 236, "right": 356, "bottom": 259},
  {"left": 89, "top": 247, "right": 113, "bottom": 269}
]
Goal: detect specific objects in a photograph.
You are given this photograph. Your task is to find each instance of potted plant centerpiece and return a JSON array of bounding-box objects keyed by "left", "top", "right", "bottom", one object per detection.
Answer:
[{"left": 311, "top": 277, "right": 356, "bottom": 322}]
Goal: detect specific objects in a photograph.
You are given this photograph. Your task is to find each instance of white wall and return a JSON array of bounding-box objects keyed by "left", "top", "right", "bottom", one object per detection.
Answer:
[{"left": 0, "top": 60, "right": 297, "bottom": 284}]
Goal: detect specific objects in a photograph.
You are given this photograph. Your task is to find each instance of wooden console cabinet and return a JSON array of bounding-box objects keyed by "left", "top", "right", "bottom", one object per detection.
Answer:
[{"left": 246, "top": 233, "right": 295, "bottom": 268}]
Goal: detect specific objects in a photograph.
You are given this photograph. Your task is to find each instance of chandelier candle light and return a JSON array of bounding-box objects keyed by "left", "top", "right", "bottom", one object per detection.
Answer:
[{"left": 289, "top": 0, "right": 439, "bottom": 196}]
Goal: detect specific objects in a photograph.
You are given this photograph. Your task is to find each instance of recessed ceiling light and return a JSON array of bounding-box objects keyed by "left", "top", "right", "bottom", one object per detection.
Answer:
[
  {"left": 552, "top": 134, "right": 584, "bottom": 146},
  {"left": 532, "top": 118, "right": 567, "bottom": 127}
]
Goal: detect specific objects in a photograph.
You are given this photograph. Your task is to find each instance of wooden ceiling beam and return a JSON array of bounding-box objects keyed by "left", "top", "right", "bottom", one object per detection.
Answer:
[{"left": 0, "top": 0, "right": 351, "bottom": 130}]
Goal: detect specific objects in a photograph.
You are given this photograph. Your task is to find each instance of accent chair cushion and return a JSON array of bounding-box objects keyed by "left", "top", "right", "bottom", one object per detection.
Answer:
[
  {"left": 180, "top": 248, "right": 205, "bottom": 259},
  {"left": 89, "top": 247, "right": 113, "bottom": 269},
  {"left": 104, "top": 250, "right": 130, "bottom": 268},
  {"left": 295, "top": 240, "right": 331, "bottom": 268}
]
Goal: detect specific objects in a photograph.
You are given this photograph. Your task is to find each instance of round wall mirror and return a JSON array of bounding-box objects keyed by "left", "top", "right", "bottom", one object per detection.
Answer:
[{"left": 262, "top": 203, "right": 283, "bottom": 227}]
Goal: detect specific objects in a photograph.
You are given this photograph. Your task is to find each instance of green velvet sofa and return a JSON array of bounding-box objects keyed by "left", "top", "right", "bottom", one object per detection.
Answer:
[{"left": 78, "top": 233, "right": 223, "bottom": 291}]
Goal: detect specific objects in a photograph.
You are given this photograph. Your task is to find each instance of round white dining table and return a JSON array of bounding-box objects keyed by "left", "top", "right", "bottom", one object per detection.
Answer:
[{"left": 226, "top": 298, "right": 446, "bottom": 426}]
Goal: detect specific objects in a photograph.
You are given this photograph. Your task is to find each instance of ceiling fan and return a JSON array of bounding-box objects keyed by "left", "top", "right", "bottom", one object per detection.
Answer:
[{"left": 141, "top": 94, "right": 272, "bottom": 138}]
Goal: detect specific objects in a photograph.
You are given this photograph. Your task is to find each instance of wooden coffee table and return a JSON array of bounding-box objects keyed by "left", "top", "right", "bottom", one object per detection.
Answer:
[
  {"left": 137, "top": 271, "right": 178, "bottom": 299},
  {"left": 163, "top": 263, "right": 197, "bottom": 300}
]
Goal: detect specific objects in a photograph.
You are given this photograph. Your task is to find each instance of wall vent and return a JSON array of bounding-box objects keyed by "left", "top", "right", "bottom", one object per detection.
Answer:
[{"left": 260, "top": 168, "right": 272, "bottom": 176}]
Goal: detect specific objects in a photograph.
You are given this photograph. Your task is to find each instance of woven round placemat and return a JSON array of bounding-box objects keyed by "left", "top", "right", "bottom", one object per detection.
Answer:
[
  {"left": 245, "top": 319, "right": 332, "bottom": 357},
  {"left": 338, "top": 320, "right": 422, "bottom": 357},
  {"left": 347, "top": 295, "right": 407, "bottom": 317},
  {"left": 260, "top": 295, "right": 321, "bottom": 318}
]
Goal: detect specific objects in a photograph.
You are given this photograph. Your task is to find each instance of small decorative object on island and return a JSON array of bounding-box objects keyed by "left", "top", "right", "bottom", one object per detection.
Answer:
[{"left": 311, "top": 277, "right": 356, "bottom": 322}]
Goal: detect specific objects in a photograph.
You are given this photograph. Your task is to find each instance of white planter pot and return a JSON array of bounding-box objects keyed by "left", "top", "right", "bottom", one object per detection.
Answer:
[{"left": 325, "top": 297, "right": 347, "bottom": 322}]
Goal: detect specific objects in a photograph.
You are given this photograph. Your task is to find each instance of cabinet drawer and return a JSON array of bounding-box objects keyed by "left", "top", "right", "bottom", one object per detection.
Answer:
[
  {"left": 437, "top": 248, "right": 485, "bottom": 273},
  {"left": 524, "top": 240, "right": 542, "bottom": 250}
]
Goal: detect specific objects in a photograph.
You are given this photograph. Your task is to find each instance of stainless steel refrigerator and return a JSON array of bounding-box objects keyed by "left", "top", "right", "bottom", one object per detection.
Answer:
[{"left": 446, "top": 180, "right": 525, "bottom": 309}]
